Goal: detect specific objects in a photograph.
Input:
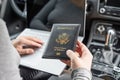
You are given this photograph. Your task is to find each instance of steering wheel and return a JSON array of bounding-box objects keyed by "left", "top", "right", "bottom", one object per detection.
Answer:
[{"left": 9, "top": 0, "right": 27, "bottom": 19}]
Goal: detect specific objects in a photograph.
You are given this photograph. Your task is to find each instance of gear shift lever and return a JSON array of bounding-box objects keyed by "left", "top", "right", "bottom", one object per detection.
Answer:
[
  {"left": 100, "top": 28, "right": 116, "bottom": 65},
  {"left": 105, "top": 29, "right": 116, "bottom": 49}
]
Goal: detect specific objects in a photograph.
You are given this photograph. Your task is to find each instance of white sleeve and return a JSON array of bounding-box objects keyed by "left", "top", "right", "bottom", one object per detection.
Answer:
[
  {"left": 0, "top": 19, "right": 22, "bottom": 80},
  {"left": 71, "top": 68, "right": 92, "bottom": 80}
]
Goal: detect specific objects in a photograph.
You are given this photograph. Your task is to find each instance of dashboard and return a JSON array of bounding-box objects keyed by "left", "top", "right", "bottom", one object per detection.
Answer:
[
  {"left": 87, "top": 0, "right": 120, "bottom": 80},
  {"left": 86, "top": 0, "right": 120, "bottom": 20}
]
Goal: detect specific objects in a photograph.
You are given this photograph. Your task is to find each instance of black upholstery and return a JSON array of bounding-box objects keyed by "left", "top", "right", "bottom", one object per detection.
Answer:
[
  {"left": 19, "top": 66, "right": 52, "bottom": 80},
  {"left": 30, "top": 0, "right": 84, "bottom": 35},
  {"left": 30, "top": 0, "right": 56, "bottom": 31}
]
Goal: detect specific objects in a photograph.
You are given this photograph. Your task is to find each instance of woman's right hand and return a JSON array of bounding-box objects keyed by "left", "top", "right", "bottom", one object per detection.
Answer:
[{"left": 12, "top": 36, "right": 43, "bottom": 55}]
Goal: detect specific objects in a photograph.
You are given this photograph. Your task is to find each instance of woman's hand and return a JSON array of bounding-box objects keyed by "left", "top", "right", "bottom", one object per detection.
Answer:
[
  {"left": 12, "top": 36, "right": 43, "bottom": 55},
  {"left": 62, "top": 41, "right": 93, "bottom": 71}
]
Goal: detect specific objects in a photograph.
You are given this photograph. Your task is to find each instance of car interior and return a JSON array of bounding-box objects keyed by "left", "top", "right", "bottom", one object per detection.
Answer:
[{"left": 0, "top": 0, "right": 120, "bottom": 80}]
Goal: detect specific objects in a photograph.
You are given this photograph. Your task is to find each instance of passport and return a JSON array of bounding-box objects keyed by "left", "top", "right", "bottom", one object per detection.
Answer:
[{"left": 42, "top": 24, "right": 81, "bottom": 59}]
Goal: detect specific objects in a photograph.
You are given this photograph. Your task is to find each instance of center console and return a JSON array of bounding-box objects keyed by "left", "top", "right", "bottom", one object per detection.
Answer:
[
  {"left": 88, "top": 21, "right": 120, "bottom": 80},
  {"left": 86, "top": 0, "right": 120, "bottom": 79}
]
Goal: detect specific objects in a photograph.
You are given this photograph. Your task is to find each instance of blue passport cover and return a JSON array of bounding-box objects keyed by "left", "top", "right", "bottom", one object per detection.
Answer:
[{"left": 42, "top": 24, "right": 81, "bottom": 59}]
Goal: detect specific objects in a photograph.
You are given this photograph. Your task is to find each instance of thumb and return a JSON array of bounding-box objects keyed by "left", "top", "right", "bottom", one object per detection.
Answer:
[{"left": 66, "top": 50, "right": 77, "bottom": 60}]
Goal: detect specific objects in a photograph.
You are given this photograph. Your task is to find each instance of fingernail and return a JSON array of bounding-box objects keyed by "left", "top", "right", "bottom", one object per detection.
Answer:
[
  {"left": 28, "top": 50, "right": 34, "bottom": 54},
  {"left": 66, "top": 50, "right": 70, "bottom": 53},
  {"left": 38, "top": 44, "right": 42, "bottom": 47},
  {"left": 40, "top": 40, "right": 44, "bottom": 44},
  {"left": 66, "top": 50, "right": 72, "bottom": 55},
  {"left": 31, "top": 50, "right": 34, "bottom": 53}
]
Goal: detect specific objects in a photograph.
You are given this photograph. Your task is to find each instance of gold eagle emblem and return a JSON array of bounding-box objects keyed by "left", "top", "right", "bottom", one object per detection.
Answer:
[
  {"left": 56, "top": 52, "right": 61, "bottom": 56},
  {"left": 56, "top": 33, "right": 70, "bottom": 45}
]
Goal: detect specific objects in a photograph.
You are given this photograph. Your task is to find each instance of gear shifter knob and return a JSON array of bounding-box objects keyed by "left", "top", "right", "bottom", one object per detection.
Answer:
[{"left": 105, "top": 29, "right": 116, "bottom": 48}]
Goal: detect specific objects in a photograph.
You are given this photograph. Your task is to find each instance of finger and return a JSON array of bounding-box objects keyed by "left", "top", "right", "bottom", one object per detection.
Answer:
[
  {"left": 79, "top": 42, "right": 92, "bottom": 58},
  {"left": 25, "top": 36, "right": 44, "bottom": 44},
  {"left": 20, "top": 38, "right": 42, "bottom": 47},
  {"left": 77, "top": 40, "right": 81, "bottom": 47},
  {"left": 66, "top": 50, "right": 78, "bottom": 60},
  {"left": 75, "top": 41, "right": 82, "bottom": 56},
  {"left": 79, "top": 42, "right": 89, "bottom": 52},
  {"left": 75, "top": 41, "right": 88, "bottom": 57},
  {"left": 75, "top": 51, "right": 80, "bottom": 57},
  {"left": 66, "top": 50, "right": 83, "bottom": 70},
  {"left": 19, "top": 48, "right": 34, "bottom": 55}
]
